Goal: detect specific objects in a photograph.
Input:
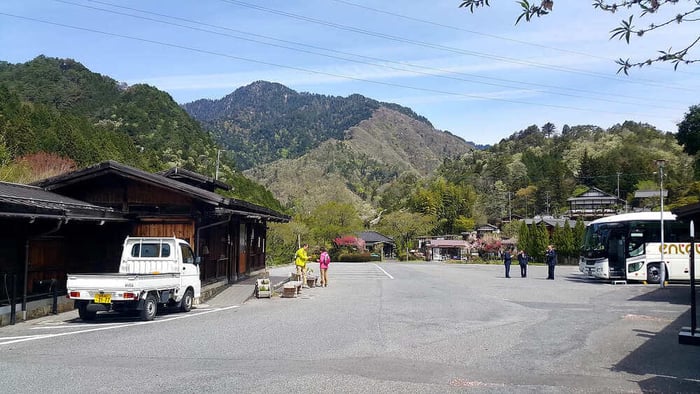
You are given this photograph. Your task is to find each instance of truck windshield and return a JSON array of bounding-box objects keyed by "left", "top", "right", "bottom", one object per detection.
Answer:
[{"left": 131, "top": 243, "right": 171, "bottom": 258}]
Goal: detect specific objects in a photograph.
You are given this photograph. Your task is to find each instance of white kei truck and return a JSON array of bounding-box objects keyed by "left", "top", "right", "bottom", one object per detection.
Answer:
[{"left": 66, "top": 237, "right": 201, "bottom": 321}]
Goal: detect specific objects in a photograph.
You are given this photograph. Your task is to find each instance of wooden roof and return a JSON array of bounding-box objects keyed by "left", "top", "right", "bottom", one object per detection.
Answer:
[
  {"left": 358, "top": 230, "right": 395, "bottom": 245},
  {"left": 33, "top": 161, "right": 289, "bottom": 222},
  {"left": 0, "top": 181, "right": 124, "bottom": 222}
]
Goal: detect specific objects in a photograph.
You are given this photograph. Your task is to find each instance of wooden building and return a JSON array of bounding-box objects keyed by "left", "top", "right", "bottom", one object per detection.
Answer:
[
  {"left": 0, "top": 161, "right": 289, "bottom": 324},
  {"left": 357, "top": 230, "right": 395, "bottom": 258},
  {"left": 566, "top": 186, "right": 625, "bottom": 220}
]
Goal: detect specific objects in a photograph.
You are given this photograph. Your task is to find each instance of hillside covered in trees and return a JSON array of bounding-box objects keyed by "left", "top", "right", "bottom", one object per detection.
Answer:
[
  {"left": 183, "top": 81, "right": 444, "bottom": 170},
  {"left": 0, "top": 56, "right": 283, "bottom": 211}
]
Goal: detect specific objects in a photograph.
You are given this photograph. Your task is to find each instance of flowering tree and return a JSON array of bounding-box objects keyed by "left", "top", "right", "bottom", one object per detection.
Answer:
[{"left": 333, "top": 235, "right": 366, "bottom": 251}]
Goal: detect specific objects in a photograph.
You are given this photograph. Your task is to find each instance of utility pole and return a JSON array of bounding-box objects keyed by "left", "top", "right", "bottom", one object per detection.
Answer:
[
  {"left": 545, "top": 192, "right": 550, "bottom": 216},
  {"left": 655, "top": 159, "right": 667, "bottom": 288},
  {"left": 215, "top": 149, "right": 222, "bottom": 180},
  {"left": 507, "top": 191, "right": 512, "bottom": 222},
  {"left": 616, "top": 172, "right": 621, "bottom": 199}
]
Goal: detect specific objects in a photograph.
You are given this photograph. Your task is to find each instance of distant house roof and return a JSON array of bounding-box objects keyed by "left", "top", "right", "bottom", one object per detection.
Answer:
[
  {"left": 33, "top": 161, "right": 289, "bottom": 222},
  {"left": 357, "top": 230, "right": 394, "bottom": 245},
  {"left": 426, "top": 239, "right": 469, "bottom": 248},
  {"left": 524, "top": 217, "right": 581, "bottom": 228},
  {"left": 634, "top": 190, "right": 667, "bottom": 198},
  {"left": 476, "top": 223, "right": 498, "bottom": 231},
  {"left": 567, "top": 186, "right": 619, "bottom": 202},
  {"left": 0, "top": 181, "right": 125, "bottom": 222}
]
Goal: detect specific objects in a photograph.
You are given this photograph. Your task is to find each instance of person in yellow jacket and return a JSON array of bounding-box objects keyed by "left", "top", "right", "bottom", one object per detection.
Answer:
[{"left": 295, "top": 243, "right": 311, "bottom": 287}]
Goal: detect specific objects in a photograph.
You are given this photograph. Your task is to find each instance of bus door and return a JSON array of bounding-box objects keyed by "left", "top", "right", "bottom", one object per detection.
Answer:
[{"left": 607, "top": 228, "right": 626, "bottom": 279}]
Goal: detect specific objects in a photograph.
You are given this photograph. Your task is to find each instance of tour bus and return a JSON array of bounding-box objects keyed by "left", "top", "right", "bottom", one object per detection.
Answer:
[{"left": 579, "top": 211, "right": 699, "bottom": 283}]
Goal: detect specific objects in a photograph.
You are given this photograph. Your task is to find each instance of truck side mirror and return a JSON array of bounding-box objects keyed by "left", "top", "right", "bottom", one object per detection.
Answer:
[{"left": 194, "top": 256, "right": 201, "bottom": 265}]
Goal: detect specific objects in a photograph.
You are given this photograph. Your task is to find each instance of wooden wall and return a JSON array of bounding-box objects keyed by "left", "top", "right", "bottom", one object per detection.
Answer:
[{"left": 133, "top": 219, "right": 195, "bottom": 246}]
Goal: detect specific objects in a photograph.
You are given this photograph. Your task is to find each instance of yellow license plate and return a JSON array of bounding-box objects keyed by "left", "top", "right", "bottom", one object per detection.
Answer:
[{"left": 94, "top": 293, "right": 111, "bottom": 304}]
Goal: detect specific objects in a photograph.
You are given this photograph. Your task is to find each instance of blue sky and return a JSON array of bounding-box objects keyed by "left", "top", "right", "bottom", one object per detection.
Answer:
[{"left": 1, "top": 0, "right": 699, "bottom": 145}]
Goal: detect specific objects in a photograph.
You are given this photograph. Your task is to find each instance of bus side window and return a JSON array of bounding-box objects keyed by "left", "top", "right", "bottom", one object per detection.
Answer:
[{"left": 628, "top": 231, "right": 644, "bottom": 257}]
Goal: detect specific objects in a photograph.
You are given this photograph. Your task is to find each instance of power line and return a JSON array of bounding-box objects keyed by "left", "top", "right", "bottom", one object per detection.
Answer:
[
  {"left": 218, "top": 0, "right": 695, "bottom": 92},
  {"left": 330, "top": 0, "right": 700, "bottom": 78},
  {"left": 0, "top": 11, "right": 679, "bottom": 121},
  {"left": 56, "top": 0, "right": 684, "bottom": 110}
]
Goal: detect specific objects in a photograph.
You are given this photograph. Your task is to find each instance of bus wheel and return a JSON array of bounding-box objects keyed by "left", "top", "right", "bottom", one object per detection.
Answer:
[{"left": 647, "top": 263, "right": 662, "bottom": 284}]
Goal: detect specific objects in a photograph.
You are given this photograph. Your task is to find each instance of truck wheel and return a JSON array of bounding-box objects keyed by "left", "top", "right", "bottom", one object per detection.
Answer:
[
  {"left": 647, "top": 263, "right": 662, "bottom": 284},
  {"left": 78, "top": 304, "right": 96, "bottom": 321},
  {"left": 140, "top": 294, "right": 158, "bottom": 321},
  {"left": 180, "top": 289, "right": 194, "bottom": 312}
]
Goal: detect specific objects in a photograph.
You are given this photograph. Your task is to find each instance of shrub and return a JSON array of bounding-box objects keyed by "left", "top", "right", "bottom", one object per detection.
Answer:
[{"left": 338, "top": 252, "right": 371, "bottom": 262}]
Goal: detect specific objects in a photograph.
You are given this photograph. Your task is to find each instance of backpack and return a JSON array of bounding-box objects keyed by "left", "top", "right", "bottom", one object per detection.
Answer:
[{"left": 320, "top": 253, "right": 330, "bottom": 265}]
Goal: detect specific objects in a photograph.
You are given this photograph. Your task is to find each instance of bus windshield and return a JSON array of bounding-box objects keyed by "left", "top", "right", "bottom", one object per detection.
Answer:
[{"left": 581, "top": 222, "right": 622, "bottom": 259}]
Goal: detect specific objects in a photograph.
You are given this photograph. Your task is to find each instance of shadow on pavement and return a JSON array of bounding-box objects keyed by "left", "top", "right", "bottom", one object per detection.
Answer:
[{"left": 612, "top": 287, "right": 700, "bottom": 392}]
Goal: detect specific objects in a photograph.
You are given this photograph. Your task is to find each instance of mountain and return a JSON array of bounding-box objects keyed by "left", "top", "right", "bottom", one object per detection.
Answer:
[
  {"left": 182, "top": 81, "right": 442, "bottom": 171},
  {"left": 243, "top": 106, "right": 474, "bottom": 215},
  {"left": 183, "top": 81, "right": 475, "bottom": 215},
  {"left": 0, "top": 56, "right": 284, "bottom": 211}
]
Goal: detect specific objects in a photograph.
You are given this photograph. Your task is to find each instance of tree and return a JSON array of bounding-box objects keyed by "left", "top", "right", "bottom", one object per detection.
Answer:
[
  {"left": 542, "top": 122, "right": 556, "bottom": 139},
  {"left": 458, "top": 0, "right": 700, "bottom": 73},
  {"left": 376, "top": 211, "right": 435, "bottom": 257},
  {"left": 577, "top": 149, "right": 597, "bottom": 187},
  {"left": 676, "top": 104, "right": 700, "bottom": 156},
  {"left": 532, "top": 222, "right": 550, "bottom": 263},
  {"left": 552, "top": 221, "right": 575, "bottom": 263},
  {"left": 517, "top": 220, "right": 531, "bottom": 255},
  {"left": 306, "top": 201, "right": 363, "bottom": 247},
  {"left": 574, "top": 218, "right": 586, "bottom": 252},
  {"left": 266, "top": 220, "right": 310, "bottom": 265}
]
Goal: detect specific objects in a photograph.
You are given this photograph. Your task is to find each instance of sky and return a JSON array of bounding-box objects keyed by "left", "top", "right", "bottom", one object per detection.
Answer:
[{"left": 1, "top": 0, "right": 699, "bottom": 145}]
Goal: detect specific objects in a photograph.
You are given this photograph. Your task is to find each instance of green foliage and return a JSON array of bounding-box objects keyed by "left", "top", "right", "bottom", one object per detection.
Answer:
[
  {"left": 305, "top": 201, "right": 363, "bottom": 246},
  {"left": 676, "top": 105, "right": 700, "bottom": 156},
  {"left": 531, "top": 222, "right": 550, "bottom": 263},
  {"left": 0, "top": 56, "right": 286, "bottom": 213},
  {"left": 218, "top": 168, "right": 286, "bottom": 213},
  {"left": 574, "top": 218, "right": 586, "bottom": 250},
  {"left": 407, "top": 177, "right": 476, "bottom": 235},
  {"left": 264, "top": 219, "right": 316, "bottom": 266},
  {"left": 337, "top": 252, "right": 372, "bottom": 262},
  {"left": 376, "top": 211, "right": 435, "bottom": 253},
  {"left": 552, "top": 222, "right": 575, "bottom": 262},
  {"left": 517, "top": 220, "right": 530, "bottom": 254},
  {"left": 500, "top": 221, "right": 519, "bottom": 239},
  {"left": 184, "top": 82, "right": 429, "bottom": 170},
  {"left": 435, "top": 121, "right": 694, "bottom": 220}
]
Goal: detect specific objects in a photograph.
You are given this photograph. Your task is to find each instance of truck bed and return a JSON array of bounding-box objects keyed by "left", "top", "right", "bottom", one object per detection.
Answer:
[{"left": 67, "top": 272, "right": 182, "bottom": 294}]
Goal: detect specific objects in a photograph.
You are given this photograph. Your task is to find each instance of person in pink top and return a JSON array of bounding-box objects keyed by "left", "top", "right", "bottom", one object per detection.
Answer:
[{"left": 318, "top": 247, "right": 331, "bottom": 287}]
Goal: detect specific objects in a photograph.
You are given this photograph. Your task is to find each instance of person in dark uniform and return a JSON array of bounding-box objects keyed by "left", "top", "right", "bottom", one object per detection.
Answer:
[
  {"left": 517, "top": 249, "right": 528, "bottom": 278},
  {"left": 545, "top": 244, "right": 557, "bottom": 280},
  {"left": 503, "top": 248, "right": 512, "bottom": 278}
]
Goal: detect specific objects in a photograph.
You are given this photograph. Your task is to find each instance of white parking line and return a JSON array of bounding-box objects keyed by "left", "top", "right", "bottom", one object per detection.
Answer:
[
  {"left": 373, "top": 264, "right": 394, "bottom": 279},
  {"left": 31, "top": 322, "right": 126, "bottom": 330},
  {"left": 0, "top": 305, "right": 239, "bottom": 346}
]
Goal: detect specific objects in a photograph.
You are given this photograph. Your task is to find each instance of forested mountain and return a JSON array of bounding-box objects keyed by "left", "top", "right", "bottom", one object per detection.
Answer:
[
  {"left": 0, "top": 56, "right": 283, "bottom": 211},
  {"left": 244, "top": 106, "right": 474, "bottom": 217},
  {"left": 435, "top": 122, "right": 696, "bottom": 227},
  {"left": 183, "top": 81, "right": 442, "bottom": 170}
]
